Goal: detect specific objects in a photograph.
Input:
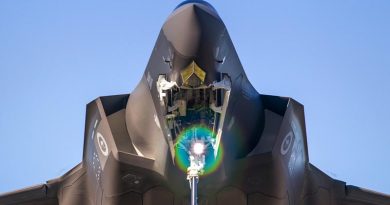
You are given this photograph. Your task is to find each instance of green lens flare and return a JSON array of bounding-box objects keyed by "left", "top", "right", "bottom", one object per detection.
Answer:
[{"left": 174, "top": 125, "right": 223, "bottom": 175}]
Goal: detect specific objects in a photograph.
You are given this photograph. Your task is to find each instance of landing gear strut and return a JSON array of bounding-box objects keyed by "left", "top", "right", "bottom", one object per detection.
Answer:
[{"left": 187, "top": 142, "right": 205, "bottom": 205}]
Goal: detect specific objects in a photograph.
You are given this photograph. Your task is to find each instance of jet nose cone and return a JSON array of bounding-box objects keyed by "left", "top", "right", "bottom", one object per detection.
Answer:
[
  {"left": 173, "top": 0, "right": 220, "bottom": 19},
  {"left": 163, "top": 1, "right": 222, "bottom": 57}
]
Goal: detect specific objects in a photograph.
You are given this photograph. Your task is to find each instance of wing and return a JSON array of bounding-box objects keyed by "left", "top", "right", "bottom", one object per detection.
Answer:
[
  {"left": 0, "top": 163, "right": 86, "bottom": 205},
  {"left": 340, "top": 185, "right": 390, "bottom": 205},
  {"left": 306, "top": 164, "right": 390, "bottom": 205},
  {"left": 0, "top": 181, "right": 59, "bottom": 205}
]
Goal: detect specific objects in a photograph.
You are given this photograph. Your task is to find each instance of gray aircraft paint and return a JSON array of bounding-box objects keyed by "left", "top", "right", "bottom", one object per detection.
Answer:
[{"left": 0, "top": 1, "right": 389, "bottom": 205}]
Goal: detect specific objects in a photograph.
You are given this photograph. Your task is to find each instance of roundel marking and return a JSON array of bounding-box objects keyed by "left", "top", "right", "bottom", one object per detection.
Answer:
[
  {"left": 281, "top": 131, "right": 293, "bottom": 155},
  {"left": 97, "top": 132, "right": 109, "bottom": 156}
]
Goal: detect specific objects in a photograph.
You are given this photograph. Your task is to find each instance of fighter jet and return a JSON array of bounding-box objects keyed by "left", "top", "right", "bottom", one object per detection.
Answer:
[{"left": 1, "top": 1, "right": 389, "bottom": 205}]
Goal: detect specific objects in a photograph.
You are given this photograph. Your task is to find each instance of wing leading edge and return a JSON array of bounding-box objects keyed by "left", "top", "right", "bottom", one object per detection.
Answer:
[
  {"left": 0, "top": 182, "right": 59, "bottom": 205},
  {"left": 0, "top": 163, "right": 87, "bottom": 205},
  {"left": 306, "top": 164, "right": 390, "bottom": 205},
  {"left": 341, "top": 185, "right": 390, "bottom": 205}
]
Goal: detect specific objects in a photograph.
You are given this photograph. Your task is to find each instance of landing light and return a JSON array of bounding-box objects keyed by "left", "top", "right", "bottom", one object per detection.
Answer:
[{"left": 192, "top": 142, "right": 205, "bottom": 155}]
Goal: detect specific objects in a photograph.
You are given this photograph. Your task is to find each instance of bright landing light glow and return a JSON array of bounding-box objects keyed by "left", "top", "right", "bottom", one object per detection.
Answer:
[{"left": 192, "top": 142, "right": 205, "bottom": 155}]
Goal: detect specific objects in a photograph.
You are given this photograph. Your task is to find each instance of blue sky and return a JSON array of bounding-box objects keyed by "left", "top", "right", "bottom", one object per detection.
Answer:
[{"left": 0, "top": 0, "right": 389, "bottom": 195}]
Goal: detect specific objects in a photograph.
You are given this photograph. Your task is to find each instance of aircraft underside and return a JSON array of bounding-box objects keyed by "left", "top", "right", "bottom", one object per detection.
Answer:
[{"left": 1, "top": 1, "right": 389, "bottom": 205}]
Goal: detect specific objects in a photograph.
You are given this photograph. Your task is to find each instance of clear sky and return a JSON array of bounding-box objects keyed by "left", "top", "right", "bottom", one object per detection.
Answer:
[{"left": 0, "top": 0, "right": 389, "bottom": 195}]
